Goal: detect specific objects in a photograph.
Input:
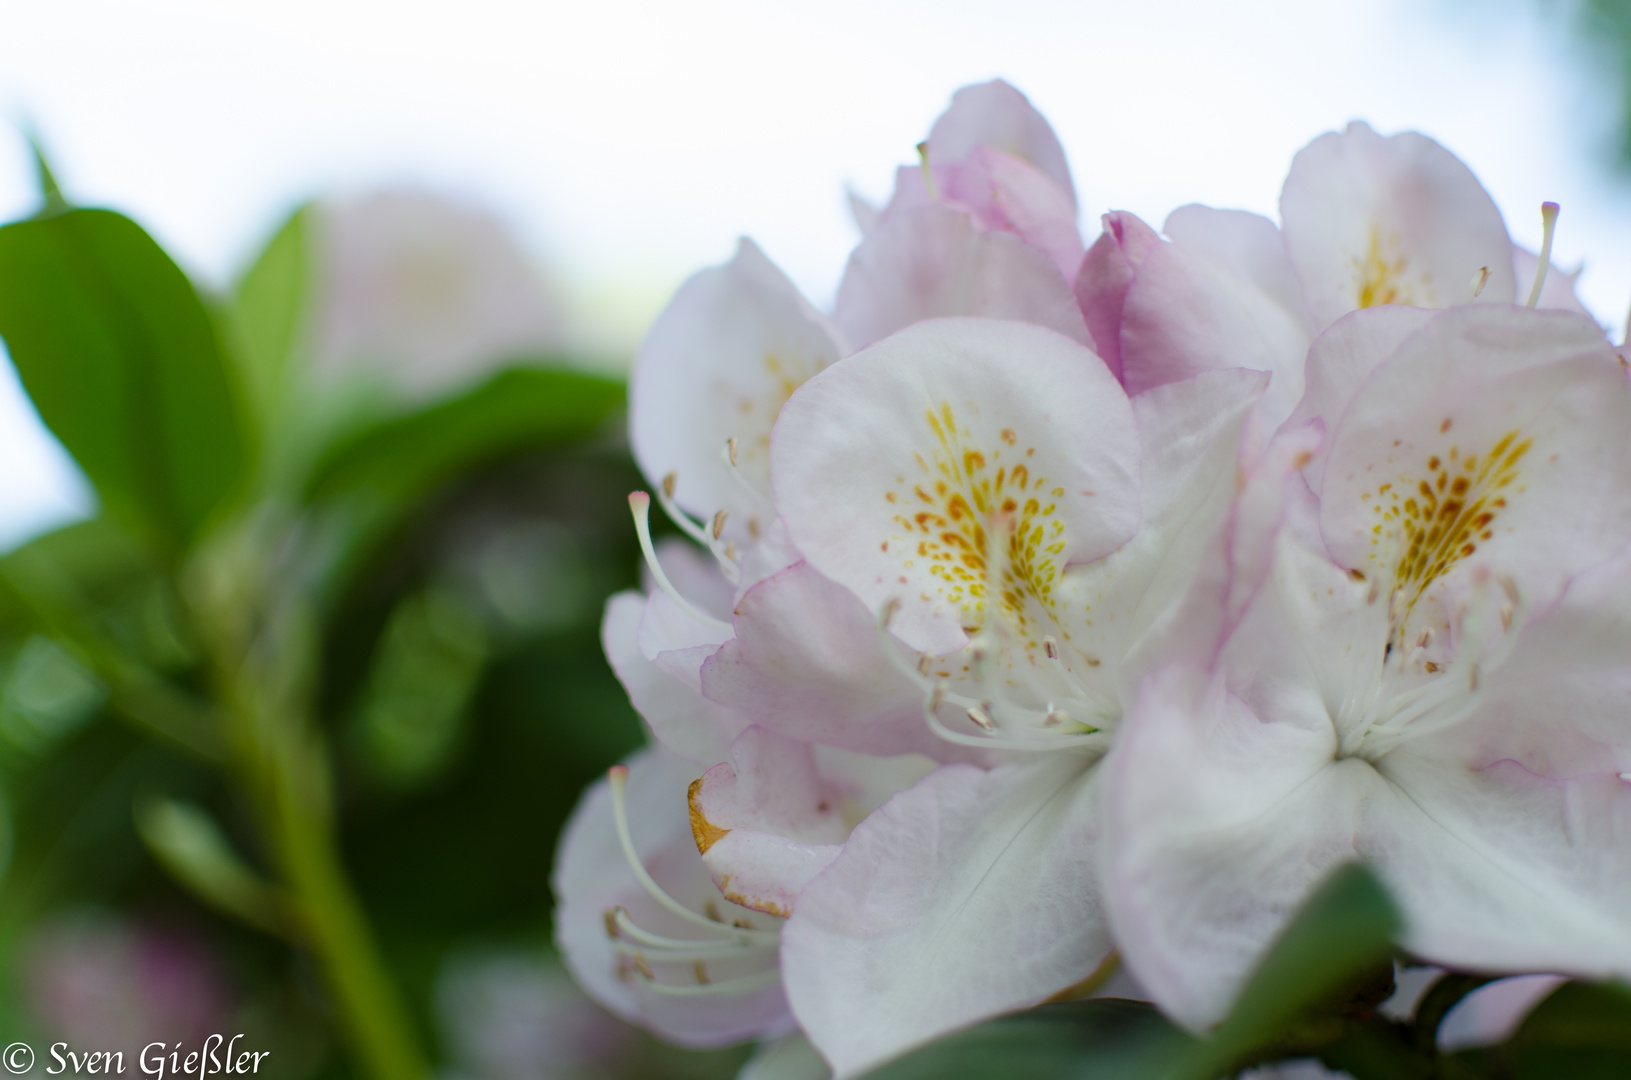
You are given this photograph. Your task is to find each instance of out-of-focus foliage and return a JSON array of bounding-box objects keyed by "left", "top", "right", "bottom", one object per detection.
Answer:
[
  {"left": 1538, "top": 0, "right": 1631, "bottom": 171},
  {"left": 0, "top": 146, "right": 740, "bottom": 1080}
]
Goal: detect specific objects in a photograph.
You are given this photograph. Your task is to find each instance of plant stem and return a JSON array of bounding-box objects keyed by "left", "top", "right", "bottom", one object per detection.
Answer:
[{"left": 261, "top": 726, "right": 426, "bottom": 1080}]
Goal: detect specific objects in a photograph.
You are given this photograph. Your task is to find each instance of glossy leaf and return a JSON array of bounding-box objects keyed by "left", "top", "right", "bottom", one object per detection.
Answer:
[
  {"left": 0, "top": 209, "right": 254, "bottom": 553},
  {"left": 858, "top": 998, "right": 1197, "bottom": 1080},
  {"left": 231, "top": 202, "right": 313, "bottom": 422},
  {"left": 305, "top": 364, "right": 623, "bottom": 506}
]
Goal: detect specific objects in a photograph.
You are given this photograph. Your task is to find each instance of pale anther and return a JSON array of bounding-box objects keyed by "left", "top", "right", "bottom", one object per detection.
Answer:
[
  {"left": 727, "top": 437, "right": 740, "bottom": 467},
  {"left": 967, "top": 705, "right": 994, "bottom": 731},
  {"left": 662, "top": 471, "right": 678, "bottom": 499},
  {"left": 1468, "top": 266, "right": 1492, "bottom": 300},
  {"left": 1044, "top": 636, "right": 1059, "bottom": 660},
  {"left": 711, "top": 509, "right": 728, "bottom": 540}
]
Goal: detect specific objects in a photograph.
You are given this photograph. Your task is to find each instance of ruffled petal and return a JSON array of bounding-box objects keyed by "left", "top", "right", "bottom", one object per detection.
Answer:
[
  {"left": 782, "top": 755, "right": 1109, "bottom": 1077},
  {"left": 553, "top": 747, "right": 793, "bottom": 1046},
  {"left": 939, "top": 146, "right": 1084, "bottom": 279},
  {"left": 1280, "top": 121, "right": 1515, "bottom": 327},
  {"left": 1103, "top": 664, "right": 1358, "bottom": 1031},
  {"left": 603, "top": 592, "right": 745, "bottom": 767},
  {"left": 1364, "top": 749, "right": 1631, "bottom": 983},
  {"left": 832, "top": 205, "right": 1090, "bottom": 351},
  {"left": 925, "top": 79, "right": 1075, "bottom": 208},
  {"left": 631, "top": 238, "right": 845, "bottom": 540},
  {"left": 1318, "top": 305, "right": 1631, "bottom": 621},
  {"left": 1075, "top": 210, "right": 1162, "bottom": 383},
  {"left": 689, "top": 726, "right": 848, "bottom": 917},
  {"left": 700, "top": 560, "right": 969, "bottom": 760},
  {"left": 1119, "top": 206, "right": 1313, "bottom": 428},
  {"left": 772, "top": 318, "right": 1139, "bottom": 654}
]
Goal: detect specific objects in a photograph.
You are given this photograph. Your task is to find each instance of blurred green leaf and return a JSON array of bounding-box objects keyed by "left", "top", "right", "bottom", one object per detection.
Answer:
[
  {"left": 233, "top": 203, "right": 313, "bottom": 422},
  {"left": 0, "top": 208, "right": 255, "bottom": 554},
  {"left": 135, "top": 795, "right": 295, "bottom": 938},
  {"left": 306, "top": 365, "right": 623, "bottom": 505},
  {"left": 859, "top": 998, "right": 1197, "bottom": 1080},
  {"left": 349, "top": 587, "right": 488, "bottom": 790},
  {"left": 1452, "top": 979, "right": 1631, "bottom": 1079},
  {"left": 25, "top": 132, "right": 67, "bottom": 217},
  {"left": 1178, "top": 863, "right": 1404, "bottom": 1078}
]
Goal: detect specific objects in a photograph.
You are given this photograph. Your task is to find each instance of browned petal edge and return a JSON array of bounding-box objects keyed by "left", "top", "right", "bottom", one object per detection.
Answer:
[{"left": 688, "top": 776, "right": 731, "bottom": 855}]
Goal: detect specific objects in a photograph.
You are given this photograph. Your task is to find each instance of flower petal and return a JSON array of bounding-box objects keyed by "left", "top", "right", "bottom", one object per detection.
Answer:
[
  {"left": 553, "top": 747, "right": 793, "bottom": 1046},
  {"left": 925, "top": 79, "right": 1075, "bottom": 208},
  {"left": 603, "top": 592, "right": 745, "bottom": 767},
  {"left": 832, "top": 205, "right": 1090, "bottom": 351},
  {"left": 772, "top": 318, "right": 1139, "bottom": 654},
  {"left": 1366, "top": 750, "right": 1631, "bottom": 983},
  {"left": 1075, "top": 210, "right": 1162, "bottom": 383},
  {"left": 631, "top": 238, "right": 845, "bottom": 537},
  {"left": 1119, "top": 206, "right": 1313, "bottom": 428},
  {"left": 939, "top": 146, "right": 1084, "bottom": 279},
  {"left": 689, "top": 726, "right": 847, "bottom": 917},
  {"left": 1318, "top": 305, "right": 1631, "bottom": 617},
  {"left": 1280, "top": 121, "right": 1515, "bottom": 327},
  {"left": 1103, "top": 664, "right": 1357, "bottom": 1031},
  {"left": 782, "top": 755, "right": 1109, "bottom": 1077},
  {"left": 700, "top": 560, "right": 969, "bottom": 760},
  {"left": 1512, "top": 243, "right": 1593, "bottom": 317}
]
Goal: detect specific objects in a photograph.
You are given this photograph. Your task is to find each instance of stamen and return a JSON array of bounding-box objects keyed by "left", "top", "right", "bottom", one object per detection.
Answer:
[
  {"left": 966, "top": 705, "right": 995, "bottom": 731},
  {"left": 712, "top": 510, "right": 729, "bottom": 540},
  {"left": 650, "top": 474, "right": 741, "bottom": 583},
  {"left": 719, "top": 438, "right": 774, "bottom": 509},
  {"left": 1044, "top": 636, "right": 1059, "bottom": 660},
  {"left": 606, "top": 766, "right": 774, "bottom": 942},
  {"left": 628, "top": 493, "right": 734, "bottom": 633},
  {"left": 1467, "top": 266, "right": 1492, "bottom": 300},
  {"left": 636, "top": 968, "right": 782, "bottom": 998},
  {"left": 1526, "top": 202, "right": 1560, "bottom": 308}
]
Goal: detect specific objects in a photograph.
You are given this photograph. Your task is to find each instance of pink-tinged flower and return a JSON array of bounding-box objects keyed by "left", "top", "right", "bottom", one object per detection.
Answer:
[
  {"left": 1081, "top": 122, "right": 1594, "bottom": 428},
  {"left": 311, "top": 188, "right": 562, "bottom": 400},
  {"left": 764, "top": 317, "right": 1265, "bottom": 1076},
  {"left": 551, "top": 734, "right": 933, "bottom": 1049},
  {"left": 834, "top": 81, "right": 1089, "bottom": 351},
  {"left": 23, "top": 912, "right": 233, "bottom": 1062},
  {"left": 553, "top": 748, "right": 793, "bottom": 1047},
  {"left": 1103, "top": 304, "right": 1631, "bottom": 1032}
]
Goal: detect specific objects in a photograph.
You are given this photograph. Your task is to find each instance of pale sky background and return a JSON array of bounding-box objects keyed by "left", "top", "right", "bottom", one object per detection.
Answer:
[{"left": 0, "top": 0, "right": 1622, "bottom": 549}]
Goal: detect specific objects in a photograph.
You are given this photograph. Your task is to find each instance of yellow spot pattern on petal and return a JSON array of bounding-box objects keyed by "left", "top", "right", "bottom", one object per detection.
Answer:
[
  {"left": 1363, "top": 427, "right": 1531, "bottom": 613},
  {"left": 728, "top": 352, "right": 819, "bottom": 474},
  {"left": 884, "top": 403, "right": 1068, "bottom": 632},
  {"left": 1353, "top": 225, "right": 1431, "bottom": 309}
]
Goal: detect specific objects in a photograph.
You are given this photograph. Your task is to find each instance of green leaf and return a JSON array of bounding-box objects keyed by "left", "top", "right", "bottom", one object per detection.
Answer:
[
  {"left": 859, "top": 998, "right": 1198, "bottom": 1080},
  {"left": 1179, "top": 862, "right": 1404, "bottom": 1077},
  {"left": 305, "top": 364, "right": 624, "bottom": 505},
  {"left": 0, "top": 209, "right": 255, "bottom": 553},
  {"left": 231, "top": 203, "right": 313, "bottom": 421},
  {"left": 135, "top": 796, "right": 296, "bottom": 938},
  {"left": 1460, "top": 979, "right": 1631, "bottom": 1079}
]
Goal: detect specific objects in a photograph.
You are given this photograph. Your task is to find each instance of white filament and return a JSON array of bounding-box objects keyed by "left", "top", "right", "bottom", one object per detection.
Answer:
[{"left": 628, "top": 493, "right": 734, "bottom": 633}]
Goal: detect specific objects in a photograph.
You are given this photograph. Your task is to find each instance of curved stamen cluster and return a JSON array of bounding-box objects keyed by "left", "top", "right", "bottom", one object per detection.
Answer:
[
  {"left": 1335, "top": 570, "right": 1527, "bottom": 762},
  {"left": 874, "top": 512, "right": 1117, "bottom": 755},
  {"left": 603, "top": 766, "right": 782, "bottom": 998}
]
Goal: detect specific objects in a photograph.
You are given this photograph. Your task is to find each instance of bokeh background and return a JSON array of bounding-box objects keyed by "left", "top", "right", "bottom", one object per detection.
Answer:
[{"left": 0, "top": 1, "right": 1626, "bottom": 1077}]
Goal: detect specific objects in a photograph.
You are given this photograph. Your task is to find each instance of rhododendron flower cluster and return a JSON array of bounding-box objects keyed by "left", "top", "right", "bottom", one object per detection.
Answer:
[{"left": 552, "top": 80, "right": 1631, "bottom": 1079}]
